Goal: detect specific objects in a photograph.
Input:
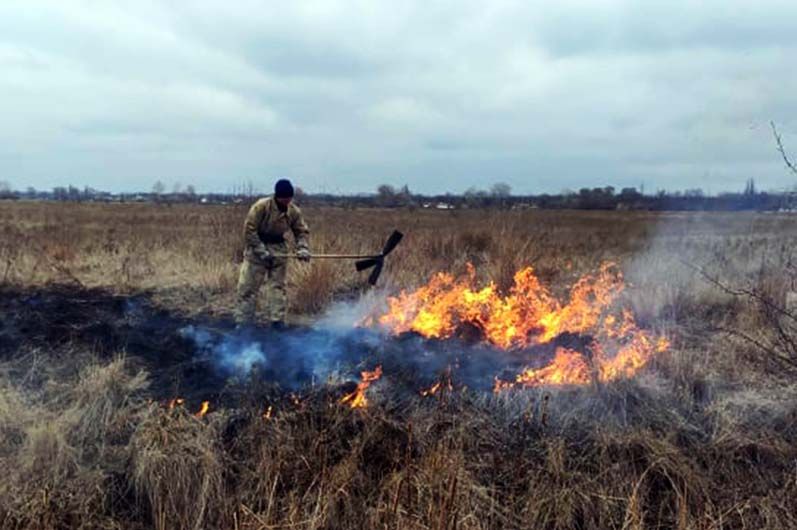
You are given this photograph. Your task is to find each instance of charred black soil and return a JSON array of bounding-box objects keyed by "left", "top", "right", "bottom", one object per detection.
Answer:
[{"left": 0, "top": 284, "right": 235, "bottom": 406}]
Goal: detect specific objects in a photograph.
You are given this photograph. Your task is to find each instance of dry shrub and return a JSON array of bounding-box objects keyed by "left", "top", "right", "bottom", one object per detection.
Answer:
[
  {"left": 0, "top": 226, "right": 27, "bottom": 284},
  {"left": 519, "top": 436, "right": 614, "bottom": 530},
  {"left": 234, "top": 406, "right": 388, "bottom": 528},
  {"left": 458, "top": 229, "right": 494, "bottom": 255},
  {"left": 0, "top": 383, "right": 28, "bottom": 457},
  {"left": 130, "top": 407, "right": 226, "bottom": 530},
  {"left": 375, "top": 442, "right": 504, "bottom": 530},
  {"left": 207, "top": 204, "right": 247, "bottom": 264},
  {"left": 68, "top": 358, "right": 148, "bottom": 458},
  {"left": 595, "top": 431, "right": 710, "bottom": 530},
  {"left": 45, "top": 243, "right": 77, "bottom": 264},
  {"left": 289, "top": 259, "right": 358, "bottom": 315},
  {"left": 0, "top": 357, "right": 146, "bottom": 530},
  {"left": 708, "top": 385, "right": 797, "bottom": 435}
]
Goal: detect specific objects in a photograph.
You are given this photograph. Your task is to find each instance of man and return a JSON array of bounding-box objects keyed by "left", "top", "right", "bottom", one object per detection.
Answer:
[{"left": 235, "top": 179, "right": 310, "bottom": 328}]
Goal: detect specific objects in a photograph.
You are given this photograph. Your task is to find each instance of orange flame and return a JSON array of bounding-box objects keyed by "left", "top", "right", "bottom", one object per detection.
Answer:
[
  {"left": 168, "top": 398, "right": 185, "bottom": 409},
  {"left": 375, "top": 263, "right": 668, "bottom": 389},
  {"left": 340, "top": 366, "right": 383, "bottom": 408},
  {"left": 420, "top": 378, "right": 456, "bottom": 397},
  {"left": 377, "top": 263, "right": 624, "bottom": 349},
  {"left": 263, "top": 405, "right": 273, "bottom": 421},
  {"left": 420, "top": 366, "right": 455, "bottom": 397},
  {"left": 420, "top": 381, "right": 442, "bottom": 397},
  {"left": 289, "top": 393, "right": 305, "bottom": 410},
  {"left": 513, "top": 347, "right": 592, "bottom": 387},
  {"left": 195, "top": 401, "right": 210, "bottom": 418}
]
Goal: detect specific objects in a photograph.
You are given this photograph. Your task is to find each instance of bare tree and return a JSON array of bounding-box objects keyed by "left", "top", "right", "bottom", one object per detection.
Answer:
[
  {"left": 464, "top": 187, "right": 488, "bottom": 207},
  {"left": 0, "top": 181, "right": 12, "bottom": 199},
  {"left": 771, "top": 121, "right": 797, "bottom": 177},
  {"left": 490, "top": 182, "right": 512, "bottom": 197},
  {"left": 243, "top": 180, "right": 255, "bottom": 198},
  {"left": 376, "top": 184, "right": 397, "bottom": 206},
  {"left": 688, "top": 262, "right": 797, "bottom": 375},
  {"left": 377, "top": 184, "right": 396, "bottom": 197},
  {"left": 152, "top": 181, "right": 166, "bottom": 196}
]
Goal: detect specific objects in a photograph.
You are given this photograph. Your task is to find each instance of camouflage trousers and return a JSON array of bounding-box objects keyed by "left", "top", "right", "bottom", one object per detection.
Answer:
[{"left": 235, "top": 256, "right": 287, "bottom": 325}]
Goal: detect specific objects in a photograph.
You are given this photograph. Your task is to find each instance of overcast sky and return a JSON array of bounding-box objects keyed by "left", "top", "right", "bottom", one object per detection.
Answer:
[{"left": 1, "top": 1, "right": 796, "bottom": 195}]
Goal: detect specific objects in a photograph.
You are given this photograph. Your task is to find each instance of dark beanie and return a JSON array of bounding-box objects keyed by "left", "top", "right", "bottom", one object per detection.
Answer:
[{"left": 274, "top": 179, "right": 294, "bottom": 198}]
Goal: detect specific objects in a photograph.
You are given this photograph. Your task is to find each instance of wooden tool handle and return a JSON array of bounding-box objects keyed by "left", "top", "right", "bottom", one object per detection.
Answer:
[{"left": 271, "top": 253, "right": 381, "bottom": 259}]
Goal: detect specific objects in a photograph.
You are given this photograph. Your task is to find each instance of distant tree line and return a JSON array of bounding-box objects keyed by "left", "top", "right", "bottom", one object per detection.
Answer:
[
  {"left": 2, "top": 178, "right": 797, "bottom": 211},
  {"left": 3, "top": 122, "right": 796, "bottom": 211},
  {"left": 303, "top": 179, "right": 797, "bottom": 212}
]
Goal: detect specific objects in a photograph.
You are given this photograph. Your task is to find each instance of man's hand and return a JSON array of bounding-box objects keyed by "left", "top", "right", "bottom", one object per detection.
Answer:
[
  {"left": 254, "top": 245, "right": 274, "bottom": 266},
  {"left": 297, "top": 247, "right": 311, "bottom": 263}
]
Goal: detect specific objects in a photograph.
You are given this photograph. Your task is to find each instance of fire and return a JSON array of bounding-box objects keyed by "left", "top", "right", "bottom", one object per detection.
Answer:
[
  {"left": 166, "top": 398, "right": 211, "bottom": 418},
  {"left": 340, "top": 366, "right": 383, "bottom": 408},
  {"left": 420, "top": 381, "right": 442, "bottom": 397},
  {"left": 195, "top": 401, "right": 210, "bottom": 418},
  {"left": 512, "top": 347, "right": 592, "bottom": 387},
  {"left": 375, "top": 263, "right": 668, "bottom": 389},
  {"left": 263, "top": 405, "right": 273, "bottom": 420},
  {"left": 420, "top": 366, "right": 454, "bottom": 397},
  {"left": 377, "top": 263, "right": 624, "bottom": 349},
  {"left": 419, "top": 378, "right": 455, "bottom": 397},
  {"left": 289, "top": 393, "right": 306, "bottom": 410}
]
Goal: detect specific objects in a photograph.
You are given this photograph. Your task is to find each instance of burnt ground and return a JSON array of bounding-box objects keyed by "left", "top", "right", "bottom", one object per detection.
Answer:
[
  {"left": 0, "top": 284, "right": 573, "bottom": 412},
  {"left": 0, "top": 284, "right": 237, "bottom": 406}
]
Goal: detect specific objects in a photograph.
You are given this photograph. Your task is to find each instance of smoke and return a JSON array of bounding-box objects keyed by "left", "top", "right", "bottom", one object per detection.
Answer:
[
  {"left": 177, "top": 293, "right": 552, "bottom": 393},
  {"left": 179, "top": 297, "right": 388, "bottom": 390},
  {"left": 621, "top": 211, "right": 771, "bottom": 322},
  {"left": 218, "top": 340, "right": 268, "bottom": 373}
]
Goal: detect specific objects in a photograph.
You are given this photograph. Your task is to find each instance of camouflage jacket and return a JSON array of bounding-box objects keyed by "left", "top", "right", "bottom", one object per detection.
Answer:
[{"left": 242, "top": 196, "right": 310, "bottom": 262}]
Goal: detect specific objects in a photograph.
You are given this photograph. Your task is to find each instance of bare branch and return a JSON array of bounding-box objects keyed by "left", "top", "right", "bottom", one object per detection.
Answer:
[
  {"left": 717, "top": 325, "right": 797, "bottom": 371},
  {"left": 680, "top": 259, "right": 797, "bottom": 324},
  {"left": 681, "top": 258, "right": 797, "bottom": 372},
  {"left": 770, "top": 121, "right": 797, "bottom": 177}
]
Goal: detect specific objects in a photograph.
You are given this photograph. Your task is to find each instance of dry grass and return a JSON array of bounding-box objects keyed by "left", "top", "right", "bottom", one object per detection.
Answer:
[
  {"left": 1, "top": 358, "right": 795, "bottom": 529},
  {"left": 0, "top": 356, "right": 147, "bottom": 529},
  {"left": 130, "top": 406, "right": 226, "bottom": 530},
  {"left": 2, "top": 201, "right": 797, "bottom": 528},
  {"left": 3, "top": 202, "right": 797, "bottom": 315}
]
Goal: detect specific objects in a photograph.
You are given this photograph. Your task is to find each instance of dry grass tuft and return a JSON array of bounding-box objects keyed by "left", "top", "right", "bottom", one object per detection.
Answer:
[
  {"left": 0, "top": 357, "right": 146, "bottom": 529},
  {"left": 130, "top": 406, "right": 226, "bottom": 530}
]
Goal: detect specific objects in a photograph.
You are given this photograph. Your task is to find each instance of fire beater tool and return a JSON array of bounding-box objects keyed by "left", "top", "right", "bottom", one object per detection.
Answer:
[{"left": 272, "top": 230, "right": 403, "bottom": 285}]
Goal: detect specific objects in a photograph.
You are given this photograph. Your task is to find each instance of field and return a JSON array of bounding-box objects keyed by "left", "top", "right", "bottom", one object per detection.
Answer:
[{"left": 2, "top": 200, "right": 797, "bottom": 529}]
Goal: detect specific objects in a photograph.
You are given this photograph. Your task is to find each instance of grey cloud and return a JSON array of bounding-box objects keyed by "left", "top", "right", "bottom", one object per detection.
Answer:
[
  {"left": 0, "top": 0, "right": 795, "bottom": 194},
  {"left": 240, "top": 36, "right": 384, "bottom": 79},
  {"left": 535, "top": 2, "right": 797, "bottom": 58}
]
